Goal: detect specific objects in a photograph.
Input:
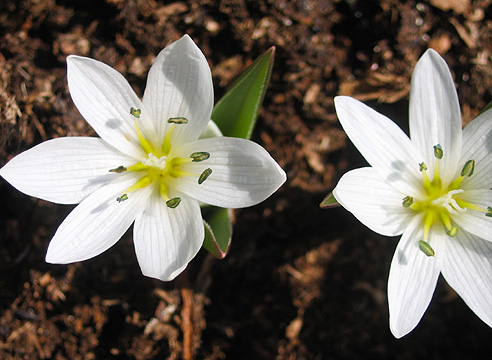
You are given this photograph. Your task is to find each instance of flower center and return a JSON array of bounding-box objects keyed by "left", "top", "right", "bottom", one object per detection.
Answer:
[
  {"left": 432, "top": 189, "right": 467, "bottom": 215},
  {"left": 142, "top": 153, "right": 167, "bottom": 169},
  {"left": 402, "top": 144, "right": 491, "bottom": 256},
  {"left": 109, "top": 108, "right": 212, "bottom": 208}
]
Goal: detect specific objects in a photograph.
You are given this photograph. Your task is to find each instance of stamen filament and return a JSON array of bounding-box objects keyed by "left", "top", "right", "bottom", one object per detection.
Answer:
[
  {"left": 127, "top": 163, "right": 151, "bottom": 172},
  {"left": 455, "top": 199, "right": 488, "bottom": 213},
  {"left": 448, "top": 176, "right": 464, "bottom": 190},
  {"left": 169, "top": 168, "right": 195, "bottom": 178},
  {"left": 168, "top": 157, "right": 193, "bottom": 167},
  {"left": 432, "top": 158, "right": 441, "bottom": 189},
  {"left": 120, "top": 175, "right": 152, "bottom": 199},
  {"left": 420, "top": 163, "right": 432, "bottom": 190},
  {"left": 134, "top": 119, "right": 157, "bottom": 155},
  {"left": 159, "top": 182, "right": 169, "bottom": 201},
  {"left": 161, "top": 125, "right": 175, "bottom": 156},
  {"left": 439, "top": 211, "right": 454, "bottom": 231},
  {"left": 423, "top": 211, "right": 436, "bottom": 244}
]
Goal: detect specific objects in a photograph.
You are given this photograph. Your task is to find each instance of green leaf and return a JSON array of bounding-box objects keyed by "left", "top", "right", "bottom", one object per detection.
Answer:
[
  {"left": 211, "top": 46, "right": 275, "bottom": 140},
  {"left": 478, "top": 100, "right": 492, "bottom": 116},
  {"left": 320, "top": 192, "right": 340, "bottom": 208},
  {"left": 201, "top": 47, "right": 275, "bottom": 259},
  {"left": 202, "top": 207, "right": 233, "bottom": 259}
]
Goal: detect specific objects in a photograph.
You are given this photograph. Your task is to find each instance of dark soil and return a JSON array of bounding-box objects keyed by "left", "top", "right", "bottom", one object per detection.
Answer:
[{"left": 1, "top": 0, "right": 492, "bottom": 359}]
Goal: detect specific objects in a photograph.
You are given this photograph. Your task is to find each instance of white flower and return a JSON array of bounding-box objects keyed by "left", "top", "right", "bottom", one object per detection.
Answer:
[
  {"left": 332, "top": 49, "right": 492, "bottom": 337},
  {"left": 0, "top": 35, "right": 286, "bottom": 281}
]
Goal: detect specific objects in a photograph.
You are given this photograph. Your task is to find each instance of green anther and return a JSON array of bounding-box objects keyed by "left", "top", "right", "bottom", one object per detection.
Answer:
[
  {"left": 166, "top": 197, "right": 181, "bottom": 208},
  {"left": 418, "top": 240, "right": 435, "bottom": 257},
  {"left": 130, "top": 107, "right": 141, "bottom": 118},
  {"left": 461, "top": 160, "right": 475, "bottom": 177},
  {"left": 486, "top": 207, "right": 492, "bottom": 217},
  {"left": 198, "top": 168, "right": 212, "bottom": 185},
  {"left": 190, "top": 152, "right": 210, "bottom": 162},
  {"left": 419, "top": 162, "right": 428, "bottom": 171},
  {"left": 433, "top": 144, "right": 443, "bottom": 159},
  {"left": 168, "top": 117, "right": 188, "bottom": 124},
  {"left": 402, "top": 196, "right": 413, "bottom": 208},
  {"left": 117, "top": 194, "right": 128, "bottom": 203},
  {"left": 109, "top": 166, "right": 127, "bottom": 173},
  {"left": 447, "top": 226, "right": 459, "bottom": 237}
]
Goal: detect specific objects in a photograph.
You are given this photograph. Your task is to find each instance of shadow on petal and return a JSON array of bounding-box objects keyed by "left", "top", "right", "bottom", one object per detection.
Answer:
[{"left": 105, "top": 118, "right": 126, "bottom": 130}]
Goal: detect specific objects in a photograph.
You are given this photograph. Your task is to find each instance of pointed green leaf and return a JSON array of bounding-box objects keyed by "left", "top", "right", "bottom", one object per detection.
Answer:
[
  {"left": 202, "top": 206, "right": 233, "bottom": 259},
  {"left": 212, "top": 47, "right": 275, "bottom": 140},
  {"left": 320, "top": 192, "right": 340, "bottom": 208},
  {"left": 201, "top": 47, "right": 275, "bottom": 258}
]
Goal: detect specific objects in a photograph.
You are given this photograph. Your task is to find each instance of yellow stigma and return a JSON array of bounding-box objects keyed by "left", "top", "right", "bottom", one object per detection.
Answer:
[
  {"left": 402, "top": 144, "right": 489, "bottom": 256},
  {"left": 110, "top": 111, "right": 212, "bottom": 208}
]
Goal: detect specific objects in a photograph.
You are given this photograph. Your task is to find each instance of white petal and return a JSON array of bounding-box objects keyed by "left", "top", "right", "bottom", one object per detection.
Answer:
[
  {"left": 441, "top": 232, "right": 492, "bottom": 328},
  {"left": 442, "top": 232, "right": 492, "bottom": 328},
  {"left": 170, "top": 137, "right": 286, "bottom": 208},
  {"left": 199, "top": 119, "right": 223, "bottom": 139},
  {"left": 388, "top": 216, "right": 444, "bottom": 338},
  {"left": 45, "top": 174, "right": 153, "bottom": 264},
  {"left": 453, "top": 190, "right": 492, "bottom": 242},
  {"left": 409, "top": 49, "right": 462, "bottom": 184},
  {"left": 67, "top": 55, "right": 148, "bottom": 158},
  {"left": 133, "top": 191, "right": 204, "bottom": 281},
  {"left": 334, "top": 96, "right": 423, "bottom": 197},
  {"left": 0, "top": 137, "right": 134, "bottom": 204},
  {"left": 333, "top": 167, "right": 414, "bottom": 236},
  {"left": 143, "top": 35, "right": 214, "bottom": 146},
  {"left": 460, "top": 108, "right": 492, "bottom": 189}
]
